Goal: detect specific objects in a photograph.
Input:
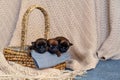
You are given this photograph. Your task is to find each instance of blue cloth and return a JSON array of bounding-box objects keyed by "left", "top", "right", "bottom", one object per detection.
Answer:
[
  {"left": 31, "top": 50, "right": 70, "bottom": 69},
  {"left": 75, "top": 60, "right": 120, "bottom": 80}
]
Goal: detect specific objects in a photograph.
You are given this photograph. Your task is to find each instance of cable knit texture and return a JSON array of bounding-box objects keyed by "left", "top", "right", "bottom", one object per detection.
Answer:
[
  {"left": 0, "top": 0, "right": 120, "bottom": 79},
  {"left": 0, "top": 0, "right": 21, "bottom": 51},
  {"left": 95, "top": 0, "right": 110, "bottom": 49},
  {"left": 97, "top": 0, "right": 120, "bottom": 60}
]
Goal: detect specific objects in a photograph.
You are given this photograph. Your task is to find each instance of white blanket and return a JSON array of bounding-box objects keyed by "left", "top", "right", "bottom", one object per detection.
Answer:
[
  {"left": 0, "top": 52, "right": 85, "bottom": 79},
  {"left": 1, "top": 0, "right": 120, "bottom": 79}
]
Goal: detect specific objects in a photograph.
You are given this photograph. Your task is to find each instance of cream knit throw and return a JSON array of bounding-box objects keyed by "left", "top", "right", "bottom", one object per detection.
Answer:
[
  {"left": 1, "top": 0, "right": 120, "bottom": 79},
  {"left": 0, "top": 0, "right": 21, "bottom": 50},
  {"left": 95, "top": 0, "right": 110, "bottom": 49},
  {"left": 97, "top": 0, "right": 120, "bottom": 60},
  {"left": 0, "top": 52, "right": 85, "bottom": 79}
]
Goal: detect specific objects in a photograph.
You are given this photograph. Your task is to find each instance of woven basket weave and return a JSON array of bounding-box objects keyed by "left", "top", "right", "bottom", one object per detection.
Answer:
[{"left": 4, "top": 5, "right": 66, "bottom": 70}]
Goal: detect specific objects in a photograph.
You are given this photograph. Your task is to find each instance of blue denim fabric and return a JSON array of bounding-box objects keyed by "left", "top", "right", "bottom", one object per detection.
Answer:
[{"left": 75, "top": 60, "right": 120, "bottom": 80}]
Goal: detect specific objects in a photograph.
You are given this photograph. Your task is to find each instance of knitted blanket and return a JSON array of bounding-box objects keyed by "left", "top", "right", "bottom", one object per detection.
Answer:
[{"left": 0, "top": 0, "right": 120, "bottom": 79}]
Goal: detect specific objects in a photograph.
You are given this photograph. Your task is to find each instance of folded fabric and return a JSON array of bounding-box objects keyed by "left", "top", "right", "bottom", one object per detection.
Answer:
[{"left": 31, "top": 50, "right": 70, "bottom": 69}]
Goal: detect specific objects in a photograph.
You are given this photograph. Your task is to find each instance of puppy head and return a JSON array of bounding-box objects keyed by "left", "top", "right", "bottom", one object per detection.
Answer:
[
  {"left": 47, "top": 39, "right": 61, "bottom": 57},
  {"left": 59, "top": 40, "right": 73, "bottom": 53},
  {"left": 47, "top": 39, "right": 59, "bottom": 52},
  {"left": 55, "top": 36, "right": 73, "bottom": 53},
  {"left": 31, "top": 38, "right": 48, "bottom": 53}
]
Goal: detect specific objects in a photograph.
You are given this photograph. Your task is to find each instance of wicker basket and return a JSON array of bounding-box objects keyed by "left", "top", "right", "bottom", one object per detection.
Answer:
[{"left": 4, "top": 5, "right": 66, "bottom": 70}]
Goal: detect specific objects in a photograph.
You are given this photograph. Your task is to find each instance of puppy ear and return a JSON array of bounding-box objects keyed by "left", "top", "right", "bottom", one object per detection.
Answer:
[{"left": 70, "top": 43, "right": 73, "bottom": 46}]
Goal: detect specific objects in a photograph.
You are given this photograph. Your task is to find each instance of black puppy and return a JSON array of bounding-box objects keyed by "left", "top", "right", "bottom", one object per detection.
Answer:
[
  {"left": 29, "top": 38, "right": 48, "bottom": 54},
  {"left": 47, "top": 39, "right": 61, "bottom": 57},
  {"left": 55, "top": 36, "right": 73, "bottom": 53}
]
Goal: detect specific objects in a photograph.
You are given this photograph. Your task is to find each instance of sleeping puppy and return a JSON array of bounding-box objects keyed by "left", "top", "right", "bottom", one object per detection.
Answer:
[
  {"left": 29, "top": 38, "right": 48, "bottom": 54},
  {"left": 47, "top": 38, "right": 61, "bottom": 57},
  {"left": 55, "top": 36, "right": 73, "bottom": 53}
]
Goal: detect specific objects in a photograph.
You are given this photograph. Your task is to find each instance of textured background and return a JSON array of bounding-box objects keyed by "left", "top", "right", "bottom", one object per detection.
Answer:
[{"left": 0, "top": 0, "right": 120, "bottom": 79}]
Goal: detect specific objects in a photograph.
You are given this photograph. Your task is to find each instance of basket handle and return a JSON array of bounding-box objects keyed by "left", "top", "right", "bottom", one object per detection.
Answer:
[{"left": 20, "top": 5, "right": 50, "bottom": 51}]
